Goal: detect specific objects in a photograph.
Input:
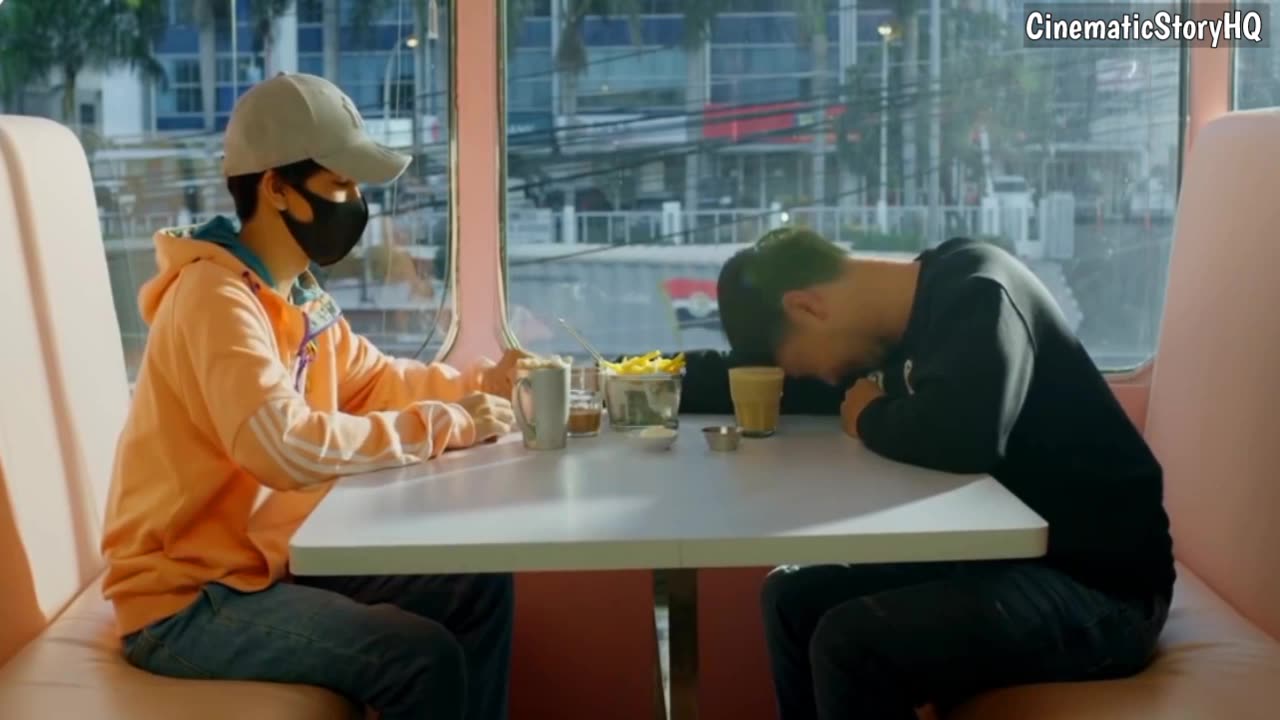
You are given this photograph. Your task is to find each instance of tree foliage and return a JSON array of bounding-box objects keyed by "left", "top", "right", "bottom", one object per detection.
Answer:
[
  {"left": 835, "top": 5, "right": 1057, "bottom": 199},
  {"left": 0, "top": 0, "right": 166, "bottom": 124}
]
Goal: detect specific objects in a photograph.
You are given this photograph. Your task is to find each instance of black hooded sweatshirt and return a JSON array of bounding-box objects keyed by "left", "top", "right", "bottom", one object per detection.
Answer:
[{"left": 676, "top": 237, "right": 1174, "bottom": 601}]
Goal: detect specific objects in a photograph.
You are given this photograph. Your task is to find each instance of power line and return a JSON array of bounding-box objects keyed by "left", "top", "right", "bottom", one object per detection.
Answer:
[
  {"left": 97, "top": 49, "right": 1181, "bottom": 191},
  {"left": 101, "top": 3, "right": 1163, "bottom": 143},
  {"left": 97, "top": 74, "right": 1180, "bottom": 226}
]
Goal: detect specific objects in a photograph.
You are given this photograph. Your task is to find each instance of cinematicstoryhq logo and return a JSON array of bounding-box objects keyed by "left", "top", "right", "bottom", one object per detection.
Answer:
[{"left": 1024, "top": 3, "right": 1270, "bottom": 48}]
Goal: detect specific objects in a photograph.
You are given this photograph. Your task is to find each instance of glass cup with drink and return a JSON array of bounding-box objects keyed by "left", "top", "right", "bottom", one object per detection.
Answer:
[
  {"left": 728, "top": 366, "right": 784, "bottom": 438},
  {"left": 568, "top": 365, "right": 604, "bottom": 437}
]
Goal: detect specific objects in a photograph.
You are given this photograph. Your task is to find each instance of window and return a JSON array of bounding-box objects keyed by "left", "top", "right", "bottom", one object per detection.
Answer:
[
  {"left": 502, "top": 0, "right": 1183, "bottom": 371},
  {"left": 509, "top": 48, "right": 553, "bottom": 111},
  {"left": 299, "top": 53, "right": 325, "bottom": 76},
  {"left": 1232, "top": 24, "right": 1279, "bottom": 110},
  {"left": 156, "top": 57, "right": 203, "bottom": 116},
  {"left": 166, "top": 0, "right": 198, "bottom": 26},
  {"left": 338, "top": 52, "right": 417, "bottom": 116},
  {"left": 298, "top": 0, "right": 324, "bottom": 25},
  {"left": 576, "top": 47, "right": 686, "bottom": 111},
  {"left": 0, "top": 0, "right": 456, "bottom": 379},
  {"left": 216, "top": 56, "right": 264, "bottom": 85},
  {"left": 79, "top": 102, "right": 98, "bottom": 128}
]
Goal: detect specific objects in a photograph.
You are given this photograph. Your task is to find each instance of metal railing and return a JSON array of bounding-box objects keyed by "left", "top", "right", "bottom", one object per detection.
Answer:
[
  {"left": 99, "top": 207, "right": 449, "bottom": 248},
  {"left": 101, "top": 204, "right": 1029, "bottom": 254}
]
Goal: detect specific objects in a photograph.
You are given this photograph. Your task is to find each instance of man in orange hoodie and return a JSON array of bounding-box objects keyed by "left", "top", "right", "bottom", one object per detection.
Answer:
[{"left": 101, "top": 73, "right": 521, "bottom": 720}]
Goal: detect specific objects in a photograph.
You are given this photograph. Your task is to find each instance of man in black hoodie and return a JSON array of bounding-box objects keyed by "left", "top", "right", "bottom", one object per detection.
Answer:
[{"left": 677, "top": 229, "right": 1173, "bottom": 720}]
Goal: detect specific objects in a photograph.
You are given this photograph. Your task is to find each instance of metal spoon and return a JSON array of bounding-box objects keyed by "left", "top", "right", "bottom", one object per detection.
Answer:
[{"left": 557, "top": 317, "right": 608, "bottom": 366}]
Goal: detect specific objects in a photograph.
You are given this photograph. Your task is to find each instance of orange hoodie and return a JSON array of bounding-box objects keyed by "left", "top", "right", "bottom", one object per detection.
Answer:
[{"left": 101, "top": 218, "right": 484, "bottom": 637}]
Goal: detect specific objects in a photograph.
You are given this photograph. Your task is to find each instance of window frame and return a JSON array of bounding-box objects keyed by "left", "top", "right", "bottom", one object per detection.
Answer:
[
  {"left": 421, "top": 0, "right": 463, "bottom": 360},
  {"left": 1226, "top": 0, "right": 1262, "bottom": 111},
  {"left": 156, "top": 55, "right": 204, "bottom": 118},
  {"left": 461, "top": 0, "right": 1227, "bottom": 380}
]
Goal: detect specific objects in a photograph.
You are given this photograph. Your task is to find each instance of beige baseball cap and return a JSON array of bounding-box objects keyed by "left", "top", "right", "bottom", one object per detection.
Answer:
[{"left": 222, "top": 72, "right": 410, "bottom": 184}]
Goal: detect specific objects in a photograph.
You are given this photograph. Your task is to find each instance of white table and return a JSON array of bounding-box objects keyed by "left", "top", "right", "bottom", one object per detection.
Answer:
[{"left": 291, "top": 415, "right": 1048, "bottom": 720}]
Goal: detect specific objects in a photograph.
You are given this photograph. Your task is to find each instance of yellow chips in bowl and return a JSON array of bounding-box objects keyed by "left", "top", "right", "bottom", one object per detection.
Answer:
[{"left": 603, "top": 350, "right": 686, "bottom": 375}]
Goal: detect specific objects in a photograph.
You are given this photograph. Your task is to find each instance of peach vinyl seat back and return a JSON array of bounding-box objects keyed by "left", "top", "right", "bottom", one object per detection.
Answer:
[
  {"left": 697, "top": 110, "right": 1280, "bottom": 720},
  {"left": 0, "top": 117, "right": 106, "bottom": 665},
  {"left": 946, "top": 109, "right": 1280, "bottom": 720},
  {"left": 1144, "top": 108, "right": 1280, "bottom": 641},
  {"left": 0, "top": 115, "right": 357, "bottom": 719}
]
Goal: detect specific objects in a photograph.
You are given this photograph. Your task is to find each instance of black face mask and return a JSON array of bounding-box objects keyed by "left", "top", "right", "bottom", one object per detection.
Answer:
[{"left": 279, "top": 183, "right": 369, "bottom": 266}]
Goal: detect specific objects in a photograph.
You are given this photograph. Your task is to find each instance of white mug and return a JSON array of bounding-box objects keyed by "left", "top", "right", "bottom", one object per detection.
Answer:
[{"left": 512, "top": 365, "right": 570, "bottom": 450}]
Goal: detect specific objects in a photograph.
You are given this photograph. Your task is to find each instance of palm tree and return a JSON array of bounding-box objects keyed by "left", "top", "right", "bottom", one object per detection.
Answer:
[
  {"left": 505, "top": 0, "right": 539, "bottom": 54},
  {"left": 0, "top": 2, "right": 53, "bottom": 113},
  {"left": 193, "top": 0, "right": 220, "bottom": 132},
  {"left": 899, "top": 0, "right": 921, "bottom": 207},
  {"left": 678, "top": 1, "right": 732, "bottom": 215},
  {"left": 1, "top": 0, "right": 166, "bottom": 129},
  {"left": 323, "top": 0, "right": 339, "bottom": 80},
  {"left": 553, "top": 0, "right": 641, "bottom": 171},
  {"left": 934, "top": 9, "right": 1054, "bottom": 206},
  {"left": 505, "top": 0, "right": 642, "bottom": 210},
  {"left": 350, "top": 0, "right": 450, "bottom": 181},
  {"left": 794, "top": 0, "right": 830, "bottom": 209},
  {"left": 677, "top": 1, "right": 834, "bottom": 211},
  {"left": 251, "top": 0, "right": 297, "bottom": 76},
  {"left": 192, "top": 0, "right": 296, "bottom": 132}
]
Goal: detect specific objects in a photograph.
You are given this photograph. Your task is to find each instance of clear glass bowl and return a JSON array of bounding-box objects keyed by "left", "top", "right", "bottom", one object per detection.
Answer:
[{"left": 603, "top": 371, "right": 683, "bottom": 431}]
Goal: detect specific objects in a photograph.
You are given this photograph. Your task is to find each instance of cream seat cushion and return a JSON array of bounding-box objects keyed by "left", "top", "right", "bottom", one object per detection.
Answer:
[
  {"left": 0, "top": 576, "right": 358, "bottom": 720},
  {"left": 949, "top": 563, "right": 1280, "bottom": 720}
]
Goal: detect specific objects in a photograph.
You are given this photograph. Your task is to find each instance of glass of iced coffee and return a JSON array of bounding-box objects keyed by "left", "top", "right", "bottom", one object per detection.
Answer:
[{"left": 728, "top": 366, "right": 784, "bottom": 437}]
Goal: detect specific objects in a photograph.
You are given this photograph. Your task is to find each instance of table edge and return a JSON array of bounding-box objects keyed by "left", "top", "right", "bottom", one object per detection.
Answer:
[{"left": 289, "top": 524, "right": 1048, "bottom": 576}]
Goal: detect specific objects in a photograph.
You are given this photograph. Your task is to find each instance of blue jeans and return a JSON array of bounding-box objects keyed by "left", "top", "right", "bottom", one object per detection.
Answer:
[
  {"left": 123, "top": 573, "right": 514, "bottom": 720},
  {"left": 761, "top": 560, "right": 1169, "bottom": 720}
]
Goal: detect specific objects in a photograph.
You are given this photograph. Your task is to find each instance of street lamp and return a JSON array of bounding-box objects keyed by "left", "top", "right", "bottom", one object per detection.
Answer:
[
  {"left": 877, "top": 23, "right": 893, "bottom": 234},
  {"left": 426, "top": 0, "right": 439, "bottom": 116},
  {"left": 230, "top": 0, "right": 239, "bottom": 100},
  {"left": 383, "top": 35, "right": 419, "bottom": 143},
  {"left": 369, "top": 35, "right": 417, "bottom": 303}
]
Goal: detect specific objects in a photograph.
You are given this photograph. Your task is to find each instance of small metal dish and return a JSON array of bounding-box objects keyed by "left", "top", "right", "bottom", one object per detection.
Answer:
[{"left": 702, "top": 425, "right": 741, "bottom": 452}]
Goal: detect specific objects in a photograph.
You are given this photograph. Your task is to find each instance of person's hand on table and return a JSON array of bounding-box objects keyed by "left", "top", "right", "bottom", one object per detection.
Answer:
[
  {"left": 840, "top": 378, "right": 885, "bottom": 438},
  {"left": 458, "top": 392, "right": 515, "bottom": 444},
  {"left": 478, "top": 348, "right": 532, "bottom": 399}
]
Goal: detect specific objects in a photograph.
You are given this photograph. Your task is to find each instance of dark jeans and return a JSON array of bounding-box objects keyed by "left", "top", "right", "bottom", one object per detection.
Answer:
[
  {"left": 123, "top": 573, "right": 514, "bottom": 720},
  {"left": 761, "top": 560, "right": 1168, "bottom": 720}
]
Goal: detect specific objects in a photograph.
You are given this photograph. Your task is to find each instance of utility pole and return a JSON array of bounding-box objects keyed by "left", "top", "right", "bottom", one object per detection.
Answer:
[
  {"left": 229, "top": 0, "right": 238, "bottom": 97},
  {"left": 877, "top": 23, "right": 892, "bottom": 234},
  {"left": 927, "top": 0, "right": 942, "bottom": 246},
  {"left": 838, "top": 0, "right": 858, "bottom": 211}
]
